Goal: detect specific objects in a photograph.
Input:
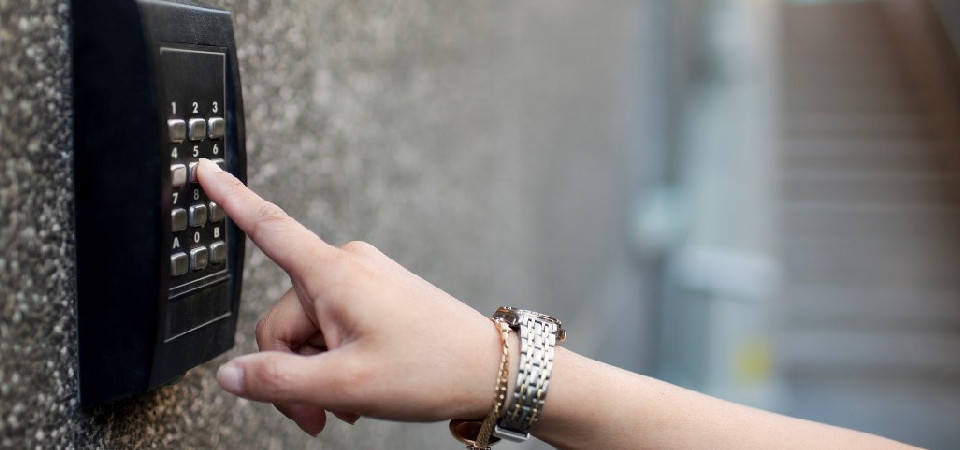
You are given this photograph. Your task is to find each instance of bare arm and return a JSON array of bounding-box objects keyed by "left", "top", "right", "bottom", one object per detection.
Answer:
[
  {"left": 536, "top": 348, "right": 914, "bottom": 449},
  {"left": 197, "top": 158, "right": 918, "bottom": 449}
]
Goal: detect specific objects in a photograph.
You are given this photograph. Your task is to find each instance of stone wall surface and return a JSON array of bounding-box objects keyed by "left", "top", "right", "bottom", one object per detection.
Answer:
[{"left": 0, "top": 0, "right": 651, "bottom": 448}]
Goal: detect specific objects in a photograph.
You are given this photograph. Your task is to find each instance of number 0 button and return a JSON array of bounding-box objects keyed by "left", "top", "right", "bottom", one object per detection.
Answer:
[{"left": 189, "top": 247, "right": 208, "bottom": 271}]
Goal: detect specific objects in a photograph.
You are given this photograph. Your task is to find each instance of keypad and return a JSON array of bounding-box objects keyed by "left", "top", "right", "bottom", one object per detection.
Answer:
[{"left": 161, "top": 46, "right": 230, "bottom": 293}]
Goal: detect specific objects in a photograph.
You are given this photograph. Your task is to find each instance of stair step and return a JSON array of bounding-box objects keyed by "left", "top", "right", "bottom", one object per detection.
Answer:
[
  {"left": 783, "top": 140, "right": 942, "bottom": 172},
  {"left": 777, "top": 328, "right": 960, "bottom": 373},
  {"left": 784, "top": 170, "right": 954, "bottom": 204},
  {"left": 784, "top": 201, "right": 960, "bottom": 237},
  {"left": 781, "top": 286, "right": 960, "bottom": 328},
  {"left": 784, "top": 112, "right": 933, "bottom": 136},
  {"left": 784, "top": 237, "right": 960, "bottom": 288},
  {"left": 784, "top": 86, "right": 918, "bottom": 113}
]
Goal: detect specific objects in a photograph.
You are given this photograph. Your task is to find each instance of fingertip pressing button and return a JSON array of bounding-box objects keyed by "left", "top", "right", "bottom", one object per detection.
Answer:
[
  {"left": 189, "top": 203, "right": 208, "bottom": 227},
  {"left": 188, "top": 118, "right": 206, "bottom": 141},
  {"left": 171, "top": 208, "right": 188, "bottom": 232},
  {"left": 208, "top": 117, "right": 225, "bottom": 139},
  {"left": 208, "top": 201, "right": 225, "bottom": 222},
  {"left": 210, "top": 158, "right": 226, "bottom": 171},
  {"left": 171, "top": 252, "right": 188, "bottom": 276},
  {"left": 189, "top": 246, "right": 208, "bottom": 271},
  {"left": 170, "top": 164, "right": 187, "bottom": 188},
  {"left": 188, "top": 161, "right": 199, "bottom": 183},
  {"left": 209, "top": 241, "right": 227, "bottom": 264},
  {"left": 168, "top": 119, "right": 186, "bottom": 143}
]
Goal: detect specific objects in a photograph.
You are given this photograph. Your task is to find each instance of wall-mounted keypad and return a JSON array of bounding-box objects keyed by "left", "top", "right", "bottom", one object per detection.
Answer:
[{"left": 160, "top": 46, "right": 230, "bottom": 294}]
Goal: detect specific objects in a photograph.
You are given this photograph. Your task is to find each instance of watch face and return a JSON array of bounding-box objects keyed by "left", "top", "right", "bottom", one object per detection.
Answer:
[{"left": 494, "top": 306, "right": 566, "bottom": 342}]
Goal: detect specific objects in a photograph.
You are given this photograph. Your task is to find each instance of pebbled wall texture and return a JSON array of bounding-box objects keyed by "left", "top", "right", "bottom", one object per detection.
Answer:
[{"left": 0, "top": 0, "right": 655, "bottom": 448}]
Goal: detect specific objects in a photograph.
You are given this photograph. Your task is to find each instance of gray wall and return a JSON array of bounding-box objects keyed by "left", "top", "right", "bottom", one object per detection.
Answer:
[{"left": 0, "top": 0, "right": 655, "bottom": 448}]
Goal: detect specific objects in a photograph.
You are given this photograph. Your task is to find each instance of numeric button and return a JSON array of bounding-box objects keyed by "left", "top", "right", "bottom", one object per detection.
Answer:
[
  {"left": 171, "top": 252, "right": 188, "bottom": 276},
  {"left": 188, "top": 118, "right": 206, "bottom": 141},
  {"left": 188, "top": 161, "right": 199, "bottom": 183},
  {"left": 208, "top": 201, "right": 225, "bottom": 222},
  {"left": 171, "top": 208, "right": 187, "bottom": 232},
  {"left": 170, "top": 164, "right": 187, "bottom": 188},
  {"left": 168, "top": 119, "right": 186, "bottom": 143},
  {"left": 208, "top": 117, "right": 225, "bottom": 139},
  {"left": 209, "top": 241, "right": 227, "bottom": 264},
  {"left": 189, "top": 204, "right": 208, "bottom": 227},
  {"left": 189, "top": 246, "right": 208, "bottom": 271}
]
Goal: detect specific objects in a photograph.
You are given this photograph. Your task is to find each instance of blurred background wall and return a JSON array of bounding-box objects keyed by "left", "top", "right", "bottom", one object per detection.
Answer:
[{"left": 0, "top": 0, "right": 958, "bottom": 448}]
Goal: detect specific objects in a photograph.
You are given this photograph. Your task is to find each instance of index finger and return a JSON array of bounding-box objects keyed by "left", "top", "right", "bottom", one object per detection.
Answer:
[{"left": 197, "top": 158, "right": 334, "bottom": 277}]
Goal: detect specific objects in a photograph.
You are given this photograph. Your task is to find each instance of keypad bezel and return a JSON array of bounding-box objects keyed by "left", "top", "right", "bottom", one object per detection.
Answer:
[{"left": 159, "top": 44, "right": 231, "bottom": 297}]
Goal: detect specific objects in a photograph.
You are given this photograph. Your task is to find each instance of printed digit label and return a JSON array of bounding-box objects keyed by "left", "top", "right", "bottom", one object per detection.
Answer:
[
  {"left": 212, "top": 101, "right": 219, "bottom": 113},
  {"left": 171, "top": 147, "right": 178, "bottom": 158},
  {"left": 172, "top": 192, "right": 179, "bottom": 204},
  {"left": 213, "top": 227, "right": 221, "bottom": 238},
  {"left": 212, "top": 144, "right": 220, "bottom": 155},
  {"left": 193, "top": 189, "right": 200, "bottom": 201},
  {"left": 192, "top": 145, "right": 200, "bottom": 157},
  {"left": 192, "top": 101, "right": 200, "bottom": 114},
  {"left": 193, "top": 232, "right": 201, "bottom": 243},
  {"left": 171, "top": 101, "right": 177, "bottom": 115}
]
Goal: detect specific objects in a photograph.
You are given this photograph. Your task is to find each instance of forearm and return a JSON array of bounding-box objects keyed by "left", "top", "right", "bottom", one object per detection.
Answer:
[{"left": 532, "top": 348, "right": 917, "bottom": 450}]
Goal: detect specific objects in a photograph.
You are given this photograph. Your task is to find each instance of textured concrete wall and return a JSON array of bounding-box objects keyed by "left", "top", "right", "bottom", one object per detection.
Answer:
[{"left": 0, "top": 0, "right": 652, "bottom": 448}]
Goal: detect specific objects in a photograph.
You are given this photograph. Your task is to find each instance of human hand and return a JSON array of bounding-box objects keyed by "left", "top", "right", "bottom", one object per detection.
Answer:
[{"left": 196, "top": 159, "right": 504, "bottom": 435}]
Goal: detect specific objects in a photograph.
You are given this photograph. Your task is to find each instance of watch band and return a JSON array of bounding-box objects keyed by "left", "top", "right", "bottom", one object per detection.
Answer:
[{"left": 492, "top": 307, "right": 565, "bottom": 442}]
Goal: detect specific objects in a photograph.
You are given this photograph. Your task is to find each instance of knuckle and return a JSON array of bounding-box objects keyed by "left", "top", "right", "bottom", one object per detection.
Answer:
[
  {"left": 256, "top": 201, "right": 289, "bottom": 224},
  {"left": 223, "top": 172, "right": 245, "bottom": 190},
  {"left": 254, "top": 358, "right": 293, "bottom": 397},
  {"left": 341, "top": 240, "right": 378, "bottom": 256},
  {"left": 334, "top": 358, "right": 372, "bottom": 392},
  {"left": 250, "top": 201, "right": 290, "bottom": 239},
  {"left": 254, "top": 317, "right": 269, "bottom": 348}
]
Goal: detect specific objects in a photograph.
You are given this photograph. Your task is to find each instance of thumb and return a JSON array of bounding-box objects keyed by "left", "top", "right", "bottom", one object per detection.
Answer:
[{"left": 217, "top": 350, "right": 353, "bottom": 407}]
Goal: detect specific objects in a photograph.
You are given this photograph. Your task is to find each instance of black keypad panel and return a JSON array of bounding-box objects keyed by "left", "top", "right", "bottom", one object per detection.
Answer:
[{"left": 161, "top": 46, "right": 230, "bottom": 294}]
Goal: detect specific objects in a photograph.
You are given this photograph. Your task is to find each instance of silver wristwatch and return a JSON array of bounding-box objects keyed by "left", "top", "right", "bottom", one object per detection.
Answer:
[{"left": 492, "top": 306, "right": 566, "bottom": 442}]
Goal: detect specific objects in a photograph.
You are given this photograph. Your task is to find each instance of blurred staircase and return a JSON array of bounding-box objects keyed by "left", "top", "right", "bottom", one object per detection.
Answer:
[{"left": 779, "top": 1, "right": 960, "bottom": 447}]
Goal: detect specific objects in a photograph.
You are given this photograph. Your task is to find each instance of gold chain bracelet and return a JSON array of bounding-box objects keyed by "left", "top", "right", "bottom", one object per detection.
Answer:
[{"left": 449, "top": 317, "right": 511, "bottom": 450}]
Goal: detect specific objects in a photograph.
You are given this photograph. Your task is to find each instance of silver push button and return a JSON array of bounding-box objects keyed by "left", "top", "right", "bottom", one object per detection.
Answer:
[
  {"left": 168, "top": 119, "right": 187, "bottom": 143},
  {"left": 188, "top": 118, "right": 206, "bottom": 141},
  {"left": 209, "top": 241, "right": 227, "bottom": 264},
  {"left": 171, "top": 208, "right": 188, "bottom": 232},
  {"left": 171, "top": 252, "right": 188, "bottom": 276},
  {"left": 189, "top": 246, "right": 208, "bottom": 271},
  {"left": 188, "top": 161, "right": 199, "bottom": 183},
  {"left": 210, "top": 158, "right": 226, "bottom": 171},
  {"left": 208, "top": 201, "right": 225, "bottom": 222},
  {"left": 170, "top": 164, "right": 187, "bottom": 188},
  {"left": 189, "top": 203, "right": 208, "bottom": 227},
  {"left": 208, "top": 117, "right": 226, "bottom": 139}
]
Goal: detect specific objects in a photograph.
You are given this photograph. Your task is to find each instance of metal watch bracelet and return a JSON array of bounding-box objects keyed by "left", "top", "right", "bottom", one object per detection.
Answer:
[{"left": 492, "top": 307, "right": 565, "bottom": 442}]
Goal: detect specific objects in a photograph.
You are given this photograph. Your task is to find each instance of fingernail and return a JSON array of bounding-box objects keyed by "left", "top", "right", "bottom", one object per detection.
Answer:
[
  {"left": 200, "top": 158, "right": 223, "bottom": 172},
  {"left": 217, "top": 362, "right": 244, "bottom": 394}
]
